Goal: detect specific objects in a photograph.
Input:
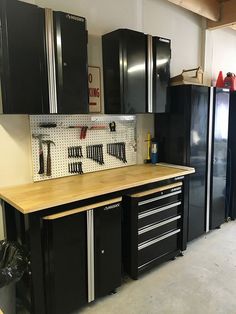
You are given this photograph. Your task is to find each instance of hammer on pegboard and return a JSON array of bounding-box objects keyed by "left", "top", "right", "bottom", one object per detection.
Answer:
[{"left": 32, "top": 134, "right": 49, "bottom": 174}]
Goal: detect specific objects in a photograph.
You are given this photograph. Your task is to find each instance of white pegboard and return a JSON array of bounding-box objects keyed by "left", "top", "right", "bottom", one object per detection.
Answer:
[{"left": 30, "top": 115, "right": 137, "bottom": 182}]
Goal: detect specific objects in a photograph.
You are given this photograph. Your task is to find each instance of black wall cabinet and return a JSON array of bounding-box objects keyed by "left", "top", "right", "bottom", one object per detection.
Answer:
[
  {"left": 102, "top": 28, "right": 171, "bottom": 114},
  {"left": 0, "top": 0, "right": 88, "bottom": 114}
]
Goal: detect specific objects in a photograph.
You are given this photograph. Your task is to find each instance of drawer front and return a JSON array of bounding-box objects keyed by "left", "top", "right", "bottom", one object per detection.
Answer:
[
  {"left": 138, "top": 215, "right": 181, "bottom": 244},
  {"left": 138, "top": 201, "right": 181, "bottom": 228},
  {"left": 138, "top": 189, "right": 182, "bottom": 213},
  {"left": 138, "top": 230, "right": 180, "bottom": 267}
]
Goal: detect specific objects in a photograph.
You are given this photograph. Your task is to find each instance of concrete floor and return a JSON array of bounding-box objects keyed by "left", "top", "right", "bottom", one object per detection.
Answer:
[{"left": 80, "top": 221, "right": 236, "bottom": 314}]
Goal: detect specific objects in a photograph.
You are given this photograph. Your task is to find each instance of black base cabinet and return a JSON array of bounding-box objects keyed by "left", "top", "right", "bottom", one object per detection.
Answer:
[
  {"left": 3, "top": 176, "right": 190, "bottom": 314},
  {"left": 42, "top": 199, "right": 122, "bottom": 314},
  {"left": 122, "top": 183, "right": 183, "bottom": 280}
]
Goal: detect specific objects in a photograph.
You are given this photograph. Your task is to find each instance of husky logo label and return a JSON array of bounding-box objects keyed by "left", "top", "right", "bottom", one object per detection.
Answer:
[
  {"left": 174, "top": 176, "right": 184, "bottom": 181},
  {"left": 66, "top": 14, "right": 84, "bottom": 22},
  {"left": 104, "top": 203, "right": 120, "bottom": 211}
]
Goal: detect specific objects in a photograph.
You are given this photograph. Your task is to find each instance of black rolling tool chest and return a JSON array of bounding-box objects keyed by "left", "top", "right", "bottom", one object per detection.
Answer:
[{"left": 122, "top": 182, "right": 183, "bottom": 279}]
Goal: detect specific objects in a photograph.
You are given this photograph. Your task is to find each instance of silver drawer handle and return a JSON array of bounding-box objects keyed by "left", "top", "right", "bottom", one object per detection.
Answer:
[
  {"left": 138, "top": 190, "right": 182, "bottom": 206},
  {"left": 138, "top": 229, "right": 181, "bottom": 251},
  {"left": 138, "top": 201, "right": 181, "bottom": 219},
  {"left": 138, "top": 215, "right": 181, "bottom": 235}
]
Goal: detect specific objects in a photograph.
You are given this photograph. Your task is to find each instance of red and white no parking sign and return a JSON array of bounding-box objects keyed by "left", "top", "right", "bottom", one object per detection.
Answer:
[{"left": 88, "top": 66, "right": 101, "bottom": 113}]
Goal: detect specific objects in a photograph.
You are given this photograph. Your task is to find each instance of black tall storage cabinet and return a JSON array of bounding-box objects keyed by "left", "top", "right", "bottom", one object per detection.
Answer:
[
  {"left": 0, "top": 0, "right": 89, "bottom": 114},
  {"left": 156, "top": 86, "right": 230, "bottom": 240},
  {"left": 155, "top": 85, "right": 209, "bottom": 241}
]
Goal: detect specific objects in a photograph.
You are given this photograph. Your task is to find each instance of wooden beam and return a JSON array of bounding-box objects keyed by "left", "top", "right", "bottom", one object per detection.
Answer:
[
  {"left": 207, "top": 0, "right": 236, "bottom": 29},
  {"left": 168, "top": 0, "right": 220, "bottom": 21}
]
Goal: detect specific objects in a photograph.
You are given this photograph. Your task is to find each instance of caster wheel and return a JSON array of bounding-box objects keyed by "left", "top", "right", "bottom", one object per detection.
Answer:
[
  {"left": 179, "top": 251, "right": 184, "bottom": 257},
  {"left": 172, "top": 256, "right": 177, "bottom": 261}
]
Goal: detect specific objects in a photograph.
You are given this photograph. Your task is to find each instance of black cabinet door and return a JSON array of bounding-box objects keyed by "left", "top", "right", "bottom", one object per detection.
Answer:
[
  {"left": 102, "top": 30, "right": 122, "bottom": 114},
  {"left": 188, "top": 86, "right": 209, "bottom": 240},
  {"left": 0, "top": 0, "right": 48, "bottom": 114},
  {"left": 227, "top": 92, "right": 236, "bottom": 219},
  {"left": 152, "top": 37, "right": 171, "bottom": 113},
  {"left": 102, "top": 29, "right": 146, "bottom": 114},
  {"left": 43, "top": 213, "right": 87, "bottom": 314},
  {"left": 94, "top": 204, "right": 122, "bottom": 298},
  {"left": 210, "top": 88, "right": 229, "bottom": 229},
  {"left": 54, "top": 12, "right": 88, "bottom": 114},
  {"left": 122, "top": 29, "right": 147, "bottom": 114}
]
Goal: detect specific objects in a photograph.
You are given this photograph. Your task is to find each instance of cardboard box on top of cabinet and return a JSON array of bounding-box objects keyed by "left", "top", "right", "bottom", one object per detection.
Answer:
[{"left": 170, "top": 67, "right": 204, "bottom": 86}]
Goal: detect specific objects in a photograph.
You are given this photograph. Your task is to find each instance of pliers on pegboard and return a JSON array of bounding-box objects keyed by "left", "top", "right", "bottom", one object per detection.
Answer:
[{"left": 80, "top": 126, "right": 88, "bottom": 139}]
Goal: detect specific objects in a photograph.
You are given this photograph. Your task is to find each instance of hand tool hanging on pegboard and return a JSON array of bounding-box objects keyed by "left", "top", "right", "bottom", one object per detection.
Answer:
[
  {"left": 68, "top": 146, "right": 83, "bottom": 158},
  {"left": 67, "top": 125, "right": 107, "bottom": 139},
  {"left": 109, "top": 121, "right": 116, "bottom": 132},
  {"left": 107, "top": 142, "right": 127, "bottom": 163},
  {"left": 32, "top": 134, "right": 49, "bottom": 174},
  {"left": 68, "top": 162, "right": 83, "bottom": 175},
  {"left": 39, "top": 122, "right": 57, "bottom": 128},
  {"left": 80, "top": 126, "right": 88, "bottom": 139},
  {"left": 86, "top": 144, "right": 104, "bottom": 165},
  {"left": 42, "top": 140, "right": 55, "bottom": 176}
]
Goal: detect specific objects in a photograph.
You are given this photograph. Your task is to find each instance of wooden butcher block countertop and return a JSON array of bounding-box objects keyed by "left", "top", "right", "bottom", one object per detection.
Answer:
[{"left": 0, "top": 163, "right": 195, "bottom": 214}]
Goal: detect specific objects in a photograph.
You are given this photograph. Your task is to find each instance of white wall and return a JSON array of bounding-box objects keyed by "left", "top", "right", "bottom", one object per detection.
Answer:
[
  {"left": 142, "top": 0, "right": 202, "bottom": 76},
  {"left": 0, "top": 0, "right": 203, "bottom": 239},
  {"left": 205, "top": 28, "right": 236, "bottom": 84},
  {"left": 0, "top": 116, "right": 33, "bottom": 239},
  {"left": 32, "top": 0, "right": 202, "bottom": 76}
]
